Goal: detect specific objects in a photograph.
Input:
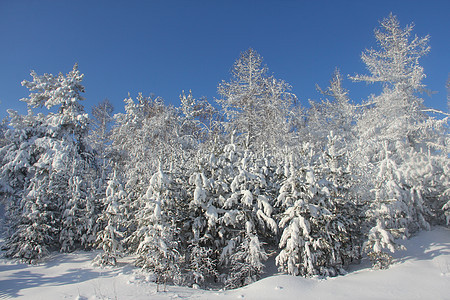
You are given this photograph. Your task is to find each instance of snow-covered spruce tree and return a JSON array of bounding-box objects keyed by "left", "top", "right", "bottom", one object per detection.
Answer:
[
  {"left": 182, "top": 134, "right": 279, "bottom": 288},
  {"left": 321, "top": 132, "right": 363, "bottom": 261},
  {"left": 0, "top": 110, "right": 44, "bottom": 236},
  {"left": 442, "top": 78, "right": 450, "bottom": 223},
  {"left": 128, "top": 165, "right": 184, "bottom": 286},
  {"left": 0, "top": 118, "right": 6, "bottom": 223},
  {"left": 93, "top": 170, "right": 127, "bottom": 266},
  {"left": 187, "top": 240, "right": 219, "bottom": 288},
  {"left": 217, "top": 48, "right": 297, "bottom": 152},
  {"left": 222, "top": 148, "right": 278, "bottom": 288},
  {"left": 215, "top": 137, "right": 278, "bottom": 287},
  {"left": 1, "top": 65, "right": 97, "bottom": 262},
  {"left": 109, "top": 94, "right": 165, "bottom": 248},
  {"left": 275, "top": 141, "right": 361, "bottom": 277},
  {"left": 0, "top": 111, "right": 55, "bottom": 263},
  {"left": 439, "top": 131, "right": 450, "bottom": 224},
  {"left": 363, "top": 143, "right": 408, "bottom": 269},
  {"left": 409, "top": 118, "right": 450, "bottom": 225},
  {"left": 60, "top": 158, "right": 97, "bottom": 252},
  {"left": 394, "top": 139, "right": 449, "bottom": 229},
  {"left": 442, "top": 200, "right": 450, "bottom": 223},
  {"left": 185, "top": 169, "right": 221, "bottom": 287},
  {"left": 1, "top": 125, "right": 62, "bottom": 262},
  {"left": 0, "top": 118, "right": 6, "bottom": 230}
]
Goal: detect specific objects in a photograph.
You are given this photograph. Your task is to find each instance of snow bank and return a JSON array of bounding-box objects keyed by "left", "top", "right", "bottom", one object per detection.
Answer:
[{"left": 1, "top": 227, "right": 449, "bottom": 300}]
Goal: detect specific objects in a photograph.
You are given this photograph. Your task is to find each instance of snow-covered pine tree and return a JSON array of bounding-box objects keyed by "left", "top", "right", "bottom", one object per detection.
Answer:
[
  {"left": 2, "top": 130, "right": 65, "bottom": 262},
  {"left": 93, "top": 170, "right": 126, "bottom": 266},
  {"left": 1, "top": 65, "right": 97, "bottom": 261},
  {"left": 0, "top": 111, "right": 58, "bottom": 263}
]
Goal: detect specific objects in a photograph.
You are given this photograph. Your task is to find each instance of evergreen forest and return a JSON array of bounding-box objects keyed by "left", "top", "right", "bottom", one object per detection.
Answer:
[{"left": 0, "top": 14, "right": 448, "bottom": 289}]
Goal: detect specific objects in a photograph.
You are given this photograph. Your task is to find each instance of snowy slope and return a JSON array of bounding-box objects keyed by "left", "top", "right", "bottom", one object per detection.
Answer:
[{"left": 1, "top": 226, "right": 449, "bottom": 300}]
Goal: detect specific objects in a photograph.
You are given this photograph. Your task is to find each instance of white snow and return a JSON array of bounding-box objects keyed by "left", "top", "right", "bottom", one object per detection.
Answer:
[{"left": 1, "top": 226, "right": 449, "bottom": 300}]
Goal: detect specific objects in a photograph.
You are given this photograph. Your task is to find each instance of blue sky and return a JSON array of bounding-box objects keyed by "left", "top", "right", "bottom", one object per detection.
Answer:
[{"left": 0, "top": 0, "right": 449, "bottom": 120}]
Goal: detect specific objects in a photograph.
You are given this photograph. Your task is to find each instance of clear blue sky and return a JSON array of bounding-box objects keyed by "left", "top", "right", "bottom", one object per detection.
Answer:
[{"left": 0, "top": 0, "right": 449, "bottom": 120}]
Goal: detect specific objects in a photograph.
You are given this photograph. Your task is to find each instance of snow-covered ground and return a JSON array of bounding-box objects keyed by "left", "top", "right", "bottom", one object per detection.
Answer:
[{"left": 1, "top": 226, "right": 449, "bottom": 300}]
